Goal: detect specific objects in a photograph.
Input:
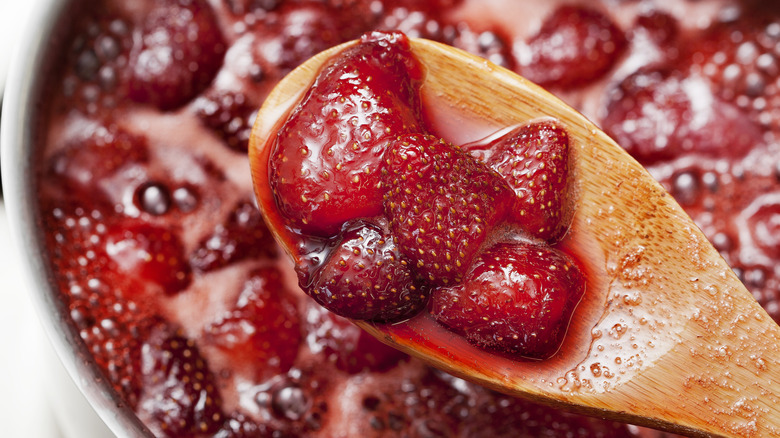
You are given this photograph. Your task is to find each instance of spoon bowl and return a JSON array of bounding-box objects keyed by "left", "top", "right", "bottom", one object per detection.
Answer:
[{"left": 249, "top": 38, "right": 780, "bottom": 437}]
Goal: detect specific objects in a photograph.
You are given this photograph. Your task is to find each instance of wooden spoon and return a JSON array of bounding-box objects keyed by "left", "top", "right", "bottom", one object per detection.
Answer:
[{"left": 249, "top": 38, "right": 780, "bottom": 437}]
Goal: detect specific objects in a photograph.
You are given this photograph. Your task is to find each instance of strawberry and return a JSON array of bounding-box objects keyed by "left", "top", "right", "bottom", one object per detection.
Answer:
[
  {"left": 517, "top": 5, "right": 626, "bottom": 89},
  {"left": 382, "top": 134, "right": 515, "bottom": 286},
  {"left": 70, "top": 283, "right": 157, "bottom": 409},
  {"left": 194, "top": 90, "right": 259, "bottom": 152},
  {"left": 251, "top": 2, "right": 353, "bottom": 76},
  {"left": 465, "top": 121, "right": 572, "bottom": 242},
  {"left": 48, "top": 124, "right": 149, "bottom": 205},
  {"left": 601, "top": 69, "right": 763, "bottom": 164},
  {"left": 139, "top": 324, "right": 226, "bottom": 437},
  {"left": 269, "top": 31, "right": 424, "bottom": 237},
  {"left": 61, "top": 12, "right": 133, "bottom": 114},
  {"left": 305, "top": 221, "right": 427, "bottom": 322},
  {"left": 128, "top": 0, "right": 226, "bottom": 110},
  {"left": 303, "top": 302, "right": 409, "bottom": 373},
  {"left": 430, "top": 242, "right": 585, "bottom": 359},
  {"left": 204, "top": 267, "right": 301, "bottom": 381},
  {"left": 104, "top": 221, "right": 192, "bottom": 296},
  {"left": 681, "top": 11, "right": 780, "bottom": 131},
  {"left": 190, "top": 200, "right": 278, "bottom": 272}
]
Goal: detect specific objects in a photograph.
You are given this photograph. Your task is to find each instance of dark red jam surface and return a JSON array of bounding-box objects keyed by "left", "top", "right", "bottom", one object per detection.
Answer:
[{"left": 34, "top": 0, "right": 780, "bottom": 436}]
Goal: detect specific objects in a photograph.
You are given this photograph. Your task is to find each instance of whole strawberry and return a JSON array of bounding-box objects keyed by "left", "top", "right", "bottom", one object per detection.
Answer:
[
  {"left": 430, "top": 242, "right": 585, "bottom": 359},
  {"left": 128, "top": 0, "right": 226, "bottom": 110},
  {"left": 306, "top": 221, "right": 427, "bottom": 322},
  {"left": 139, "top": 324, "right": 226, "bottom": 436},
  {"left": 204, "top": 267, "right": 302, "bottom": 382},
  {"left": 518, "top": 4, "right": 626, "bottom": 89},
  {"left": 466, "top": 120, "right": 572, "bottom": 242},
  {"left": 383, "top": 134, "right": 515, "bottom": 286},
  {"left": 269, "top": 31, "right": 424, "bottom": 237}
]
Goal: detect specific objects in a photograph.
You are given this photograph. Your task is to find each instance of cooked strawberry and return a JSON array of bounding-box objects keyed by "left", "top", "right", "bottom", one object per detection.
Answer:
[
  {"left": 465, "top": 121, "right": 572, "bottom": 242},
  {"left": 303, "top": 302, "right": 409, "bottom": 373},
  {"left": 70, "top": 283, "right": 157, "bottom": 409},
  {"left": 40, "top": 195, "right": 111, "bottom": 274},
  {"left": 139, "top": 324, "right": 226, "bottom": 437},
  {"left": 104, "top": 221, "right": 192, "bottom": 295},
  {"left": 305, "top": 222, "right": 427, "bottom": 322},
  {"left": 204, "top": 267, "right": 301, "bottom": 381},
  {"left": 269, "top": 31, "right": 424, "bottom": 237},
  {"left": 430, "top": 242, "right": 585, "bottom": 359},
  {"left": 601, "top": 69, "right": 763, "bottom": 164},
  {"left": 48, "top": 125, "right": 149, "bottom": 204},
  {"left": 194, "top": 90, "right": 259, "bottom": 152},
  {"left": 682, "top": 13, "right": 780, "bottom": 130},
  {"left": 128, "top": 0, "right": 226, "bottom": 110},
  {"left": 383, "top": 134, "right": 515, "bottom": 286},
  {"left": 517, "top": 5, "right": 626, "bottom": 89},
  {"left": 249, "top": 2, "right": 350, "bottom": 80},
  {"left": 61, "top": 12, "right": 133, "bottom": 114},
  {"left": 190, "top": 200, "right": 278, "bottom": 272}
]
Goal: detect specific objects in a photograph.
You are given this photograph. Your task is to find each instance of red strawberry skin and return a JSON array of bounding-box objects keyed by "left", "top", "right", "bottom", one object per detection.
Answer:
[
  {"left": 139, "top": 324, "right": 226, "bottom": 437},
  {"left": 128, "top": 0, "right": 226, "bottom": 110},
  {"left": 104, "top": 221, "right": 192, "bottom": 296},
  {"left": 204, "top": 267, "right": 302, "bottom": 381},
  {"left": 430, "top": 242, "right": 585, "bottom": 359},
  {"left": 601, "top": 69, "right": 762, "bottom": 164},
  {"left": 306, "top": 221, "right": 428, "bottom": 322},
  {"left": 269, "top": 31, "right": 424, "bottom": 237},
  {"left": 194, "top": 90, "right": 259, "bottom": 152},
  {"left": 465, "top": 120, "right": 572, "bottom": 242},
  {"left": 383, "top": 134, "right": 515, "bottom": 286},
  {"left": 71, "top": 287, "right": 156, "bottom": 409},
  {"left": 303, "top": 301, "right": 409, "bottom": 374},
  {"left": 190, "top": 200, "right": 278, "bottom": 272},
  {"left": 49, "top": 125, "right": 149, "bottom": 205},
  {"left": 518, "top": 5, "right": 626, "bottom": 89}
]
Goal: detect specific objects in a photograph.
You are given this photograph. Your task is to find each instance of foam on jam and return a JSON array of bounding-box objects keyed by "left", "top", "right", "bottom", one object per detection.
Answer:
[{"left": 33, "top": 0, "right": 780, "bottom": 436}]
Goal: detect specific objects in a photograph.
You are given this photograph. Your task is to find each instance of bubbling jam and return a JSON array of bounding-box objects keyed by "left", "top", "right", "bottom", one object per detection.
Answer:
[{"left": 34, "top": 0, "right": 780, "bottom": 436}]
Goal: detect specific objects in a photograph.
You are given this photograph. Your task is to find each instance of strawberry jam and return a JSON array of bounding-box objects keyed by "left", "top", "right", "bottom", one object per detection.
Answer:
[
  {"left": 32, "top": 0, "right": 780, "bottom": 436},
  {"left": 262, "top": 33, "right": 586, "bottom": 359}
]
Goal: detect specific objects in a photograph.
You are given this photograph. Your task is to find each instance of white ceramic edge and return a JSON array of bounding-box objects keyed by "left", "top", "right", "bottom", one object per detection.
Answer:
[{"left": 0, "top": 0, "right": 152, "bottom": 436}]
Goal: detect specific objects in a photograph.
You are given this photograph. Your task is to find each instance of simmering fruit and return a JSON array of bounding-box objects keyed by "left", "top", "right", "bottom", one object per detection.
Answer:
[{"left": 33, "top": 0, "right": 780, "bottom": 436}]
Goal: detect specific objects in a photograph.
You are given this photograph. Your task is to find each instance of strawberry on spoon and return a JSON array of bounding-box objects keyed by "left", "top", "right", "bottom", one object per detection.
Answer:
[{"left": 250, "top": 32, "right": 780, "bottom": 437}]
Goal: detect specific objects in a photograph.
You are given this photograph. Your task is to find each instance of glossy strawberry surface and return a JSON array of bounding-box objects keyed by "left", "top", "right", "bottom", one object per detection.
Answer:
[
  {"left": 431, "top": 243, "right": 585, "bottom": 359},
  {"left": 465, "top": 121, "right": 572, "bottom": 242},
  {"left": 204, "top": 267, "right": 302, "bottom": 381},
  {"left": 269, "top": 31, "right": 424, "bottom": 237},
  {"left": 138, "top": 323, "right": 226, "bottom": 437},
  {"left": 128, "top": 0, "right": 226, "bottom": 110},
  {"left": 306, "top": 222, "right": 428, "bottom": 322},
  {"left": 517, "top": 4, "right": 627, "bottom": 89}
]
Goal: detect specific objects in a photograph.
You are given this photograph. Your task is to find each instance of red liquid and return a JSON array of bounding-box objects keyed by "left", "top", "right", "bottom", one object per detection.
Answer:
[{"left": 34, "top": 0, "right": 780, "bottom": 436}]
